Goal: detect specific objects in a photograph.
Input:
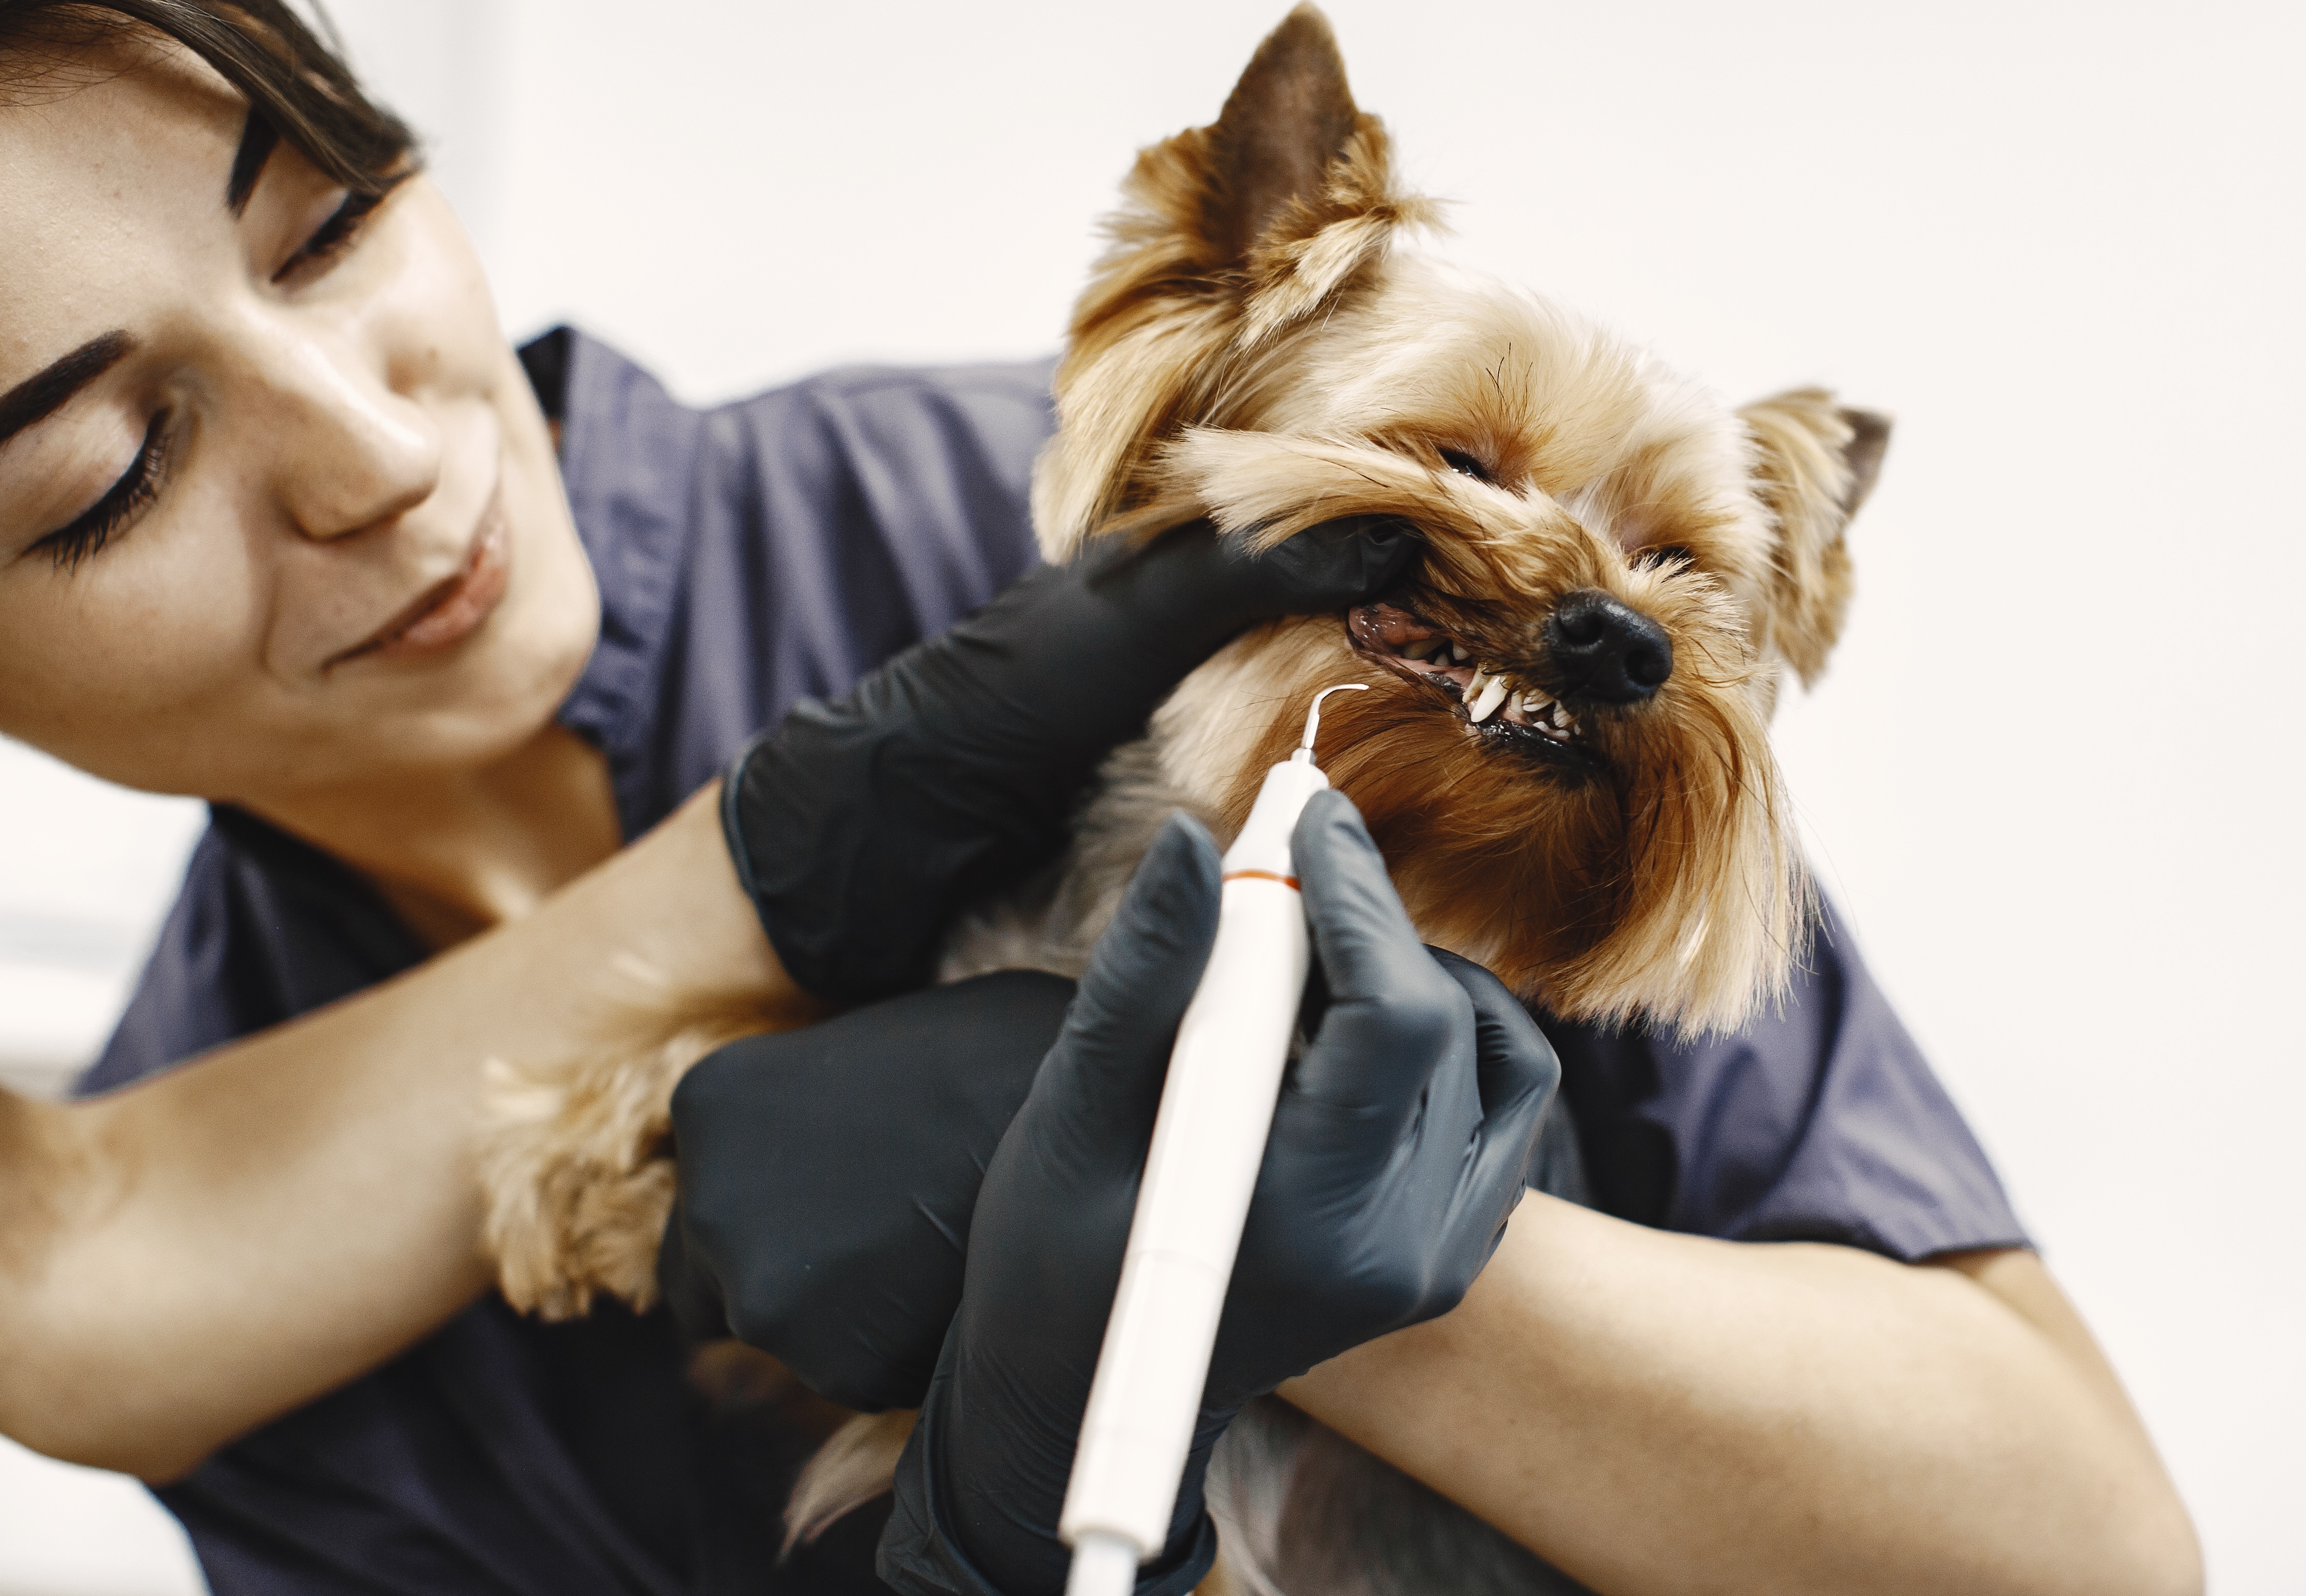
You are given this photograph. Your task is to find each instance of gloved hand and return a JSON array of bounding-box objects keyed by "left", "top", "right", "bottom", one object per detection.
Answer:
[
  {"left": 658, "top": 970, "right": 1076, "bottom": 1411},
  {"left": 879, "top": 794, "right": 1559, "bottom": 1596},
  {"left": 723, "top": 516, "right": 1418, "bottom": 1004}
]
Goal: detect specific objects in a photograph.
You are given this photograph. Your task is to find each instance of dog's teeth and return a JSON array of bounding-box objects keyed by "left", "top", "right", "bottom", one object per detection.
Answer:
[
  {"left": 1404, "top": 638, "right": 1442, "bottom": 661},
  {"left": 1552, "top": 704, "right": 1576, "bottom": 731},
  {"left": 1520, "top": 693, "right": 1547, "bottom": 716},
  {"left": 1449, "top": 642, "right": 1469, "bottom": 663},
  {"left": 1464, "top": 666, "right": 1490, "bottom": 695},
  {"left": 1467, "top": 675, "right": 1508, "bottom": 724}
]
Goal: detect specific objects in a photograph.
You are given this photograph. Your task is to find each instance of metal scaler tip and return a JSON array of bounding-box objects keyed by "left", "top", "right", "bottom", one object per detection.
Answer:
[{"left": 1293, "top": 683, "right": 1370, "bottom": 766}]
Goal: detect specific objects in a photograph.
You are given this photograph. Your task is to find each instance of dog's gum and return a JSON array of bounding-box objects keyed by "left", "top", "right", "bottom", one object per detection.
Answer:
[{"left": 1347, "top": 602, "right": 1436, "bottom": 652}]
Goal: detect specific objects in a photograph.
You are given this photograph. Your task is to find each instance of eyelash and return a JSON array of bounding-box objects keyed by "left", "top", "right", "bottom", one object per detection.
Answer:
[
  {"left": 271, "top": 176, "right": 403, "bottom": 284},
  {"left": 32, "top": 410, "right": 172, "bottom": 571}
]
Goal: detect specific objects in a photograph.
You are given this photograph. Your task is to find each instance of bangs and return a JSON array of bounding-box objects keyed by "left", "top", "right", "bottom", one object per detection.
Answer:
[{"left": 0, "top": 1, "right": 416, "bottom": 195}]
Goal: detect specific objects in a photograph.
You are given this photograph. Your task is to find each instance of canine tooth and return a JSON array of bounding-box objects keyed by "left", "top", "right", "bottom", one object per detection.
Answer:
[{"left": 1468, "top": 675, "right": 1508, "bottom": 723}]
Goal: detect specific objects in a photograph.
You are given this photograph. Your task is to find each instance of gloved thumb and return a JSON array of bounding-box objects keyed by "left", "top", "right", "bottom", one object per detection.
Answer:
[{"left": 1028, "top": 813, "right": 1221, "bottom": 1167}]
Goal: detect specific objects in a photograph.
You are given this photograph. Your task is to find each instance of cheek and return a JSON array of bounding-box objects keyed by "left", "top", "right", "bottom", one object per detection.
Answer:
[
  {"left": 1153, "top": 619, "right": 1351, "bottom": 824},
  {"left": 0, "top": 516, "right": 273, "bottom": 788},
  {"left": 371, "top": 183, "right": 504, "bottom": 399}
]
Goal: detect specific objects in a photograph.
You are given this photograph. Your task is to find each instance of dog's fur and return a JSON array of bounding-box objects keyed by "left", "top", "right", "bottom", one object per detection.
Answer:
[{"left": 477, "top": 8, "right": 1888, "bottom": 1589}]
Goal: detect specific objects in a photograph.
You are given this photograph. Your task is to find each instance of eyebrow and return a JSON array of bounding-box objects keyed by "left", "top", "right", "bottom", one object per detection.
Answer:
[
  {"left": 0, "top": 116, "right": 267, "bottom": 460},
  {"left": 0, "top": 113, "right": 272, "bottom": 459},
  {"left": 0, "top": 332, "right": 136, "bottom": 455},
  {"left": 227, "top": 108, "right": 281, "bottom": 217}
]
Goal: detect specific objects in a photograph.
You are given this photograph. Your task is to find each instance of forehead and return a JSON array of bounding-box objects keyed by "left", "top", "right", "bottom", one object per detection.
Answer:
[
  {"left": 1286, "top": 258, "right": 1749, "bottom": 476},
  {"left": 1266, "top": 259, "right": 1668, "bottom": 446},
  {"left": 0, "top": 46, "right": 245, "bottom": 387},
  {"left": 1256, "top": 255, "right": 1770, "bottom": 565}
]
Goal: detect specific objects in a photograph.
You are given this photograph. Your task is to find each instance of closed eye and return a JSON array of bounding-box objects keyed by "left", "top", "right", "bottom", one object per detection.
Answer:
[
  {"left": 271, "top": 174, "right": 407, "bottom": 285},
  {"left": 1637, "top": 544, "right": 1696, "bottom": 571},
  {"left": 24, "top": 410, "right": 173, "bottom": 571}
]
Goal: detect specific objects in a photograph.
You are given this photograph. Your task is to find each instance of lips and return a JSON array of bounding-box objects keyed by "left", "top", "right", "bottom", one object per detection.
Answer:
[
  {"left": 1347, "top": 601, "right": 1595, "bottom": 765},
  {"left": 328, "top": 490, "right": 511, "bottom": 669}
]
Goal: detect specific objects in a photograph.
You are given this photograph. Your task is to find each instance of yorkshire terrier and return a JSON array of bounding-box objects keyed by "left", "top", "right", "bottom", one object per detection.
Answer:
[{"left": 479, "top": 7, "right": 1888, "bottom": 1590}]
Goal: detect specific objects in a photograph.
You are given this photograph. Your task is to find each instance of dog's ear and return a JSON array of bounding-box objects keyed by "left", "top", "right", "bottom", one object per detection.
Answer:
[
  {"left": 1207, "top": 6, "right": 1429, "bottom": 346},
  {"left": 1205, "top": 6, "right": 1361, "bottom": 262},
  {"left": 1035, "top": 6, "right": 1433, "bottom": 554},
  {"left": 1739, "top": 390, "right": 1892, "bottom": 686}
]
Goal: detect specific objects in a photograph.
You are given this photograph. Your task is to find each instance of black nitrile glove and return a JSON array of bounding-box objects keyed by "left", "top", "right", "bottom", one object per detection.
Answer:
[
  {"left": 659, "top": 970, "right": 1077, "bottom": 1411},
  {"left": 723, "top": 517, "right": 1418, "bottom": 1004},
  {"left": 879, "top": 794, "right": 1559, "bottom": 1596}
]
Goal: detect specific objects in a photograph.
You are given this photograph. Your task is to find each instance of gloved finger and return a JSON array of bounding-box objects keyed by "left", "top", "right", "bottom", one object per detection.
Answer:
[
  {"left": 1032, "top": 812, "right": 1222, "bottom": 1160},
  {"left": 1428, "top": 949, "right": 1558, "bottom": 1236},
  {"left": 1221, "top": 514, "right": 1423, "bottom": 614},
  {"left": 1406, "top": 986, "right": 1488, "bottom": 1155},
  {"left": 1427, "top": 949, "right": 1561, "bottom": 1126},
  {"left": 1287, "top": 790, "right": 1470, "bottom": 1140}
]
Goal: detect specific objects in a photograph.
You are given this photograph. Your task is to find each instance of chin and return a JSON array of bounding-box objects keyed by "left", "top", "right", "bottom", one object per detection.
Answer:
[
  {"left": 375, "top": 500, "right": 599, "bottom": 774},
  {"left": 473, "top": 7, "right": 1891, "bottom": 1586}
]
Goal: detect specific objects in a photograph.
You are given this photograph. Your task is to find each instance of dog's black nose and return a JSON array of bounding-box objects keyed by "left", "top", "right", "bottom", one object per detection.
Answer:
[{"left": 1544, "top": 590, "right": 1674, "bottom": 704}]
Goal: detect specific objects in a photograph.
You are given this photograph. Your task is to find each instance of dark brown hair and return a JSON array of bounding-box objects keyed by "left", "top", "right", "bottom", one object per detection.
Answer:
[{"left": 0, "top": 1, "right": 415, "bottom": 195}]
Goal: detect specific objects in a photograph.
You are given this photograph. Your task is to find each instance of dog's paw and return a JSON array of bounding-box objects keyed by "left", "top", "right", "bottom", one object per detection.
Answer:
[
  {"left": 475, "top": 965, "right": 782, "bottom": 1320},
  {"left": 478, "top": 1052, "right": 675, "bottom": 1319}
]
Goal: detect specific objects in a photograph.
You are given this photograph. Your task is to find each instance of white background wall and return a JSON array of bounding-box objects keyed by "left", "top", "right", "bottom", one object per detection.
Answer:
[{"left": 2, "top": 1, "right": 2298, "bottom": 1590}]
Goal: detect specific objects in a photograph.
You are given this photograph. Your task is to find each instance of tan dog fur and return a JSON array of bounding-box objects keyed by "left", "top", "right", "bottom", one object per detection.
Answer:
[{"left": 478, "top": 7, "right": 1888, "bottom": 1585}]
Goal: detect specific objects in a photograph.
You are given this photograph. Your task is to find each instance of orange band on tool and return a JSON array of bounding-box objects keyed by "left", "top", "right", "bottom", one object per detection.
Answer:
[{"left": 1222, "top": 869, "right": 1301, "bottom": 890}]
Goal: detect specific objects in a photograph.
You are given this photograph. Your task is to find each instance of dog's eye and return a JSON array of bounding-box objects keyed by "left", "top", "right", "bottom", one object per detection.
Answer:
[
  {"left": 1638, "top": 544, "right": 1696, "bottom": 571},
  {"left": 1438, "top": 448, "right": 1492, "bottom": 483}
]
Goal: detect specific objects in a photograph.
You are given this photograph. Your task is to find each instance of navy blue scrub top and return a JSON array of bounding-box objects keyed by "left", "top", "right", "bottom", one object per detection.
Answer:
[{"left": 81, "top": 329, "right": 2028, "bottom": 1596}]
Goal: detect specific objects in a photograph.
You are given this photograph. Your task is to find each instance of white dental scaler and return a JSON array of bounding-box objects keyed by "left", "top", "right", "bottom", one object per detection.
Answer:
[{"left": 1058, "top": 683, "right": 1368, "bottom": 1596}]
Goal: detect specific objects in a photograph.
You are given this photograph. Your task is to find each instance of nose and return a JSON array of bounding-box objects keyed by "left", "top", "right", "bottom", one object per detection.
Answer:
[
  {"left": 1544, "top": 590, "right": 1674, "bottom": 704},
  {"left": 252, "top": 329, "right": 443, "bottom": 541}
]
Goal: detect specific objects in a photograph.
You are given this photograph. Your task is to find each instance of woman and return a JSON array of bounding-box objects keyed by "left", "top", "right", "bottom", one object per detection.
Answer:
[{"left": 0, "top": 5, "right": 2199, "bottom": 1594}]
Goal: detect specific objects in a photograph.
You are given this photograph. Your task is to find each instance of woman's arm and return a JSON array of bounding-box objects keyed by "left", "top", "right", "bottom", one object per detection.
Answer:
[
  {"left": 0, "top": 516, "right": 1417, "bottom": 1485},
  {"left": 0, "top": 786, "right": 803, "bottom": 1482},
  {"left": 1283, "top": 1193, "right": 2202, "bottom": 1596}
]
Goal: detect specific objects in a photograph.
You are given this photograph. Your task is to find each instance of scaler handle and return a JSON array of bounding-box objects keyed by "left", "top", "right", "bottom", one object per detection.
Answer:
[
  {"left": 1057, "top": 753, "right": 1328, "bottom": 1564},
  {"left": 1059, "top": 684, "right": 1366, "bottom": 1590}
]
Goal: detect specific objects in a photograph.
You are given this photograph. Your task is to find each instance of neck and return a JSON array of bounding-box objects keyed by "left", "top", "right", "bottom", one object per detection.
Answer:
[{"left": 246, "top": 725, "right": 624, "bottom": 951}]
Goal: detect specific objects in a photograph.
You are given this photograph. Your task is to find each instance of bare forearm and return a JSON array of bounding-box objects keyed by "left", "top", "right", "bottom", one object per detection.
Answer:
[
  {"left": 1284, "top": 1193, "right": 2200, "bottom": 1596},
  {"left": 0, "top": 786, "right": 800, "bottom": 1479}
]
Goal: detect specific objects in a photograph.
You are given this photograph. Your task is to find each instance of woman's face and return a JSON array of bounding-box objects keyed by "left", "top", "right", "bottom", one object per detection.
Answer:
[{"left": 0, "top": 43, "right": 596, "bottom": 801}]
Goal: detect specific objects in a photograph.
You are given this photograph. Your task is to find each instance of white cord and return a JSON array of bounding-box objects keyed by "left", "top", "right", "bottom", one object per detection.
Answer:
[{"left": 1064, "top": 1530, "right": 1141, "bottom": 1596}]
